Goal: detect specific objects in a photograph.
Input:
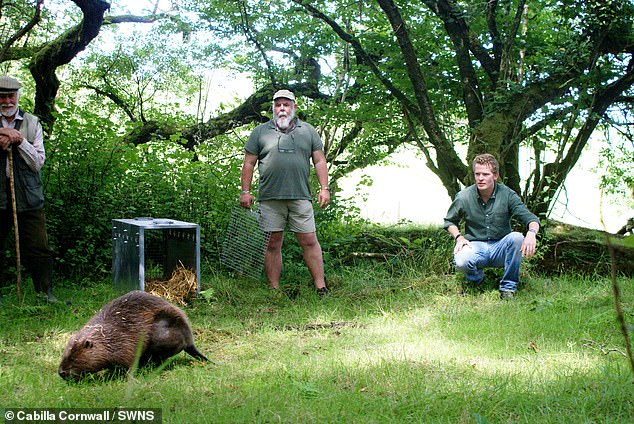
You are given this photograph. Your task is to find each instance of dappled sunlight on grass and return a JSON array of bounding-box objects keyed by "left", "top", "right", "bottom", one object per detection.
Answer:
[
  {"left": 205, "top": 286, "right": 629, "bottom": 408},
  {"left": 298, "top": 305, "right": 614, "bottom": 386},
  {"left": 0, "top": 271, "right": 632, "bottom": 422}
]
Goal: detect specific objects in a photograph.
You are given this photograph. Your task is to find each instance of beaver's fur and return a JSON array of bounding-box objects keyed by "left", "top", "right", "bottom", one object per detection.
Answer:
[{"left": 58, "top": 290, "right": 208, "bottom": 380}]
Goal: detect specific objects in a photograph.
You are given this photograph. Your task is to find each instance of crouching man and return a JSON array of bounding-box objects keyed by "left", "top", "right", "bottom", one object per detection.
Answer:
[{"left": 444, "top": 153, "right": 540, "bottom": 300}]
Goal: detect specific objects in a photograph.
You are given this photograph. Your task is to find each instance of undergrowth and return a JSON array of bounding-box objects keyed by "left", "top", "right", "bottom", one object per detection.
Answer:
[{"left": 0, "top": 255, "right": 632, "bottom": 423}]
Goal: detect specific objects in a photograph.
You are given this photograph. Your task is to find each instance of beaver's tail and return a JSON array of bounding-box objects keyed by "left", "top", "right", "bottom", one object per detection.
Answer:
[{"left": 185, "top": 345, "right": 209, "bottom": 362}]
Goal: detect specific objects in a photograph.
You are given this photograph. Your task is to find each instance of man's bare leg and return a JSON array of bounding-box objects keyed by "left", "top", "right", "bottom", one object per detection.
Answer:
[
  {"left": 264, "top": 231, "right": 284, "bottom": 289},
  {"left": 295, "top": 232, "right": 326, "bottom": 290}
]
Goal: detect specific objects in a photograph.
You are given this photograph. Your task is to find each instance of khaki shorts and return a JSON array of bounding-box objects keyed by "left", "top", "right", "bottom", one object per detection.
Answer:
[{"left": 259, "top": 200, "right": 316, "bottom": 233}]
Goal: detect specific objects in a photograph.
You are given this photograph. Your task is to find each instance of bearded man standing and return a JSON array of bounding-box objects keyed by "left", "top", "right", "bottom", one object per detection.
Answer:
[
  {"left": 240, "top": 89, "right": 330, "bottom": 295},
  {"left": 0, "top": 75, "right": 56, "bottom": 304}
]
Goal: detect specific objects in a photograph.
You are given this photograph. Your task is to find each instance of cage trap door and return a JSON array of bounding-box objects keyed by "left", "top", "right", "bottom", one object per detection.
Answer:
[
  {"left": 112, "top": 220, "right": 143, "bottom": 292},
  {"left": 220, "top": 205, "right": 271, "bottom": 279}
]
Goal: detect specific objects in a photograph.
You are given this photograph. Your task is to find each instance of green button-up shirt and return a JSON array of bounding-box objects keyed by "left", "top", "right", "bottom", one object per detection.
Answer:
[{"left": 443, "top": 182, "right": 539, "bottom": 241}]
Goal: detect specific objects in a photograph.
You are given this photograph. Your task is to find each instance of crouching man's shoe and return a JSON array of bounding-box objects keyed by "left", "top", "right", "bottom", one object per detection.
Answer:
[
  {"left": 500, "top": 290, "right": 514, "bottom": 300},
  {"left": 45, "top": 287, "right": 57, "bottom": 304}
]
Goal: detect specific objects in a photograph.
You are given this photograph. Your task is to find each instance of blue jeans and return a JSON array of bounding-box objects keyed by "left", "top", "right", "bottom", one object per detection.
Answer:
[{"left": 453, "top": 232, "right": 524, "bottom": 292}]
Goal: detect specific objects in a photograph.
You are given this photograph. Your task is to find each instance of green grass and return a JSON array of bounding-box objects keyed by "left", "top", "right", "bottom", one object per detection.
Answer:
[{"left": 0, "top": 265, "right": 632, "bottom": 423}]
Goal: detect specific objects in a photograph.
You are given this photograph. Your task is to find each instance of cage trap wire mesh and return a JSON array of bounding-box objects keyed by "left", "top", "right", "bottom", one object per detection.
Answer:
[{"left": 220, "top": 205, "right": 271, "bottom": 279}]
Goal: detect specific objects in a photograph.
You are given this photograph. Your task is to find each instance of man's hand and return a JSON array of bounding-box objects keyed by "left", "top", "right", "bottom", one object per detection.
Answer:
[
  {"left": 317, "top": 188, "right": 330, "bottom": 208},
  {"left": 0, "top": 135, "right": 10, "bottom": 151},
  {"left": 453, "top": 236, "right": 471, "bottom": 255},
  {"left": 0, "top": 128, "right": 23, "bottom": 151},
  {"left": 239, "top": 191, "right": 254, "bottom": 208},
  {"left": 521, "top": 232, "right": 537, "bottom": 258}
]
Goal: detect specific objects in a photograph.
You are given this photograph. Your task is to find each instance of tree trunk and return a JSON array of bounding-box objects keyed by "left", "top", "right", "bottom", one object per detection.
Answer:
[{"left": 29, "top": 0, "right": 110, "bottom": 133}]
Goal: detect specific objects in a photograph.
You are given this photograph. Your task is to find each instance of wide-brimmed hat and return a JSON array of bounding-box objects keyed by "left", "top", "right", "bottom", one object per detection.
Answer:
[
  {"left": 0, "top": 75, "right": 21, "bottom": 93},
  {"left": 273, "top": 89, "right": 295, "bottom": 102}
]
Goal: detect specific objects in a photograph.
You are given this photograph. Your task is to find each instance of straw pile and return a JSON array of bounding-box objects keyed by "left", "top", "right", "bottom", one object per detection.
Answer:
[{"left": 145, "top": 264, "right": 197, "bottom": 305}]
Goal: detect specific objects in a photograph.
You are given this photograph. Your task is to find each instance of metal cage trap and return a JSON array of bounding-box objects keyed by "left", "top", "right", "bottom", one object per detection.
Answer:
[
  {"left": 220, "top": 205, "right": 271, "bottom": 279},
  {"left": 112, "top": 218, "right": 201, "bottom": 294}
]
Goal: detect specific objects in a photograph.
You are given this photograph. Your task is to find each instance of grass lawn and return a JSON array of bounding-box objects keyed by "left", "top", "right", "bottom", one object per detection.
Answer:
[{"left": 0, "top": 265, "right": 632, "bottom": 423}]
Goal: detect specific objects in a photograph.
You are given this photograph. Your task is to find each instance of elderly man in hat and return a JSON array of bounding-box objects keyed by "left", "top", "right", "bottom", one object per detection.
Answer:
[
  {"left": 0, "top": 75, "right": 56, "bottom": 304},
  {"left": 240, "top": 89, "right": 330, "bottom": 296}
]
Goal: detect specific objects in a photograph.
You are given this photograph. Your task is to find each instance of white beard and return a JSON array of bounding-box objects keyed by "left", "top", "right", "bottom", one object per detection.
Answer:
[
  {"left": 0, "top": 103, "right": 18, "bottom": 118},
  {"left": 274, "top": 109, "right": 295, "bottom": 130}
]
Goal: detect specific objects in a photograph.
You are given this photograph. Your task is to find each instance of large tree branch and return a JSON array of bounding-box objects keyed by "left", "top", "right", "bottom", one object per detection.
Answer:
[
  {"left": 533, "top": 62, "right": 634, "bottom": 216},
  {"left": 0, "top": 0, "right": 43, "bottom": 63},
  {"left": 180, "top": 86, "right": 273, "bottom": 149},
  {"left": 126, "top": 83, "right": 328, "bottom": 149},
  {"left": 375, "top": 0, "right": 431, "bottom": 120},
  {"left": 422, "top": 0, "right": 485, "bottom": 125},
  {"left": 498, "top": 0, "right": 528, "bottom": 83},
  {"left": 83, "top": 84, "right": 137, "bottom": 121},
  {"left": 125, "top": 86, "right": 273, "bottom": 148},
  {"left": 485, "top": 0, "right": 502, "bottom": 67},
  {"left": 29, "top": 0, "right": 111, "bottom": 132},
  {"left": 424, "top": 0, "right": 498, "bottom": 80},
  {"left": 104, "top": 12, "right": 168, "bottom": 25},
  {"left": 376, "top": 0, "right": 465, "bottom": 191},
  {"left": 293, "top": 0, "right": 419, "bottom": 116},
  {"left": 294, "top": 0, "right": 465, "bottom": 191},
  {"left": 1, "top": 10, "right": 160, "bottom": 64},
  {"left": 238, "top": 1, "right": 278, "bottom": 87}
]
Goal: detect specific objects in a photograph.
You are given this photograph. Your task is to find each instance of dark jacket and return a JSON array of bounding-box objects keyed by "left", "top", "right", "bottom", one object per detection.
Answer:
[{"left": 0, "top": 110, "right": 45, "bottom": 212}]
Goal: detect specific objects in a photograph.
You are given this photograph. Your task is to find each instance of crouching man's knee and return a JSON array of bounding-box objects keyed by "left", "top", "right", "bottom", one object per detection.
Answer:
[{"left": 453, "top": 249, "right": 476, "bottom": 273}]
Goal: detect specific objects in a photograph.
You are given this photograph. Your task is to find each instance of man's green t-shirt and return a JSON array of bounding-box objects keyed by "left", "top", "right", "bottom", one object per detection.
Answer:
[{"left": 245, "top": 119, "right": 323, "bottom": 201}]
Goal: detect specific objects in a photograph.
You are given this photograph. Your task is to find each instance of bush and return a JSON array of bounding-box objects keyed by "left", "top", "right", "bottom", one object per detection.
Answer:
[{"left": 41, "top": 108, "right": 244, "bottom": 280}]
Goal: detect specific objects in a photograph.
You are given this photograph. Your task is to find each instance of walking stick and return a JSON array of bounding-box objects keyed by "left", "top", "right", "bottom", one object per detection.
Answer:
[{"left": 7, "top": 148, "right": 21, "bottom": 300}]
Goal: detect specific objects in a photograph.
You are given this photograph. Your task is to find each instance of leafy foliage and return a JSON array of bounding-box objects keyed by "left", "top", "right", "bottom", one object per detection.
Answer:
[
  {"left": 41, "top": 98, "right": 244, "bottom": 278},
  {"left": 1, "top": 0, "right": 633, "bottom": 278},
  {"left": 598, "top": 134, "right": 634, "bottom": 203}
]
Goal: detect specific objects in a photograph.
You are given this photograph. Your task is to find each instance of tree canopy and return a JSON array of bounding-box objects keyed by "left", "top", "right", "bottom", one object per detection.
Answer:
[{"left": 2, "top": 0, "right": 633, "bottom": 220}]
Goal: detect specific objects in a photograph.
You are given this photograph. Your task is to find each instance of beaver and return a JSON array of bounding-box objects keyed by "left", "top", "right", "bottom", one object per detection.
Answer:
[{"left": 58, "top": 290, "right": 208, "bottom": 380}]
